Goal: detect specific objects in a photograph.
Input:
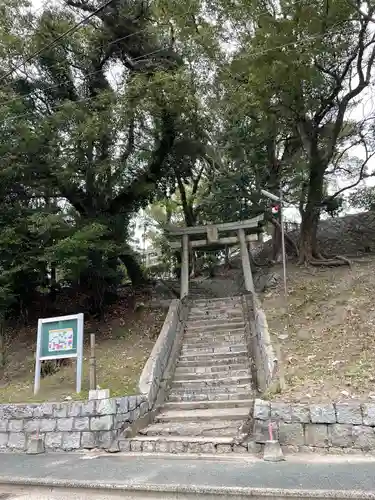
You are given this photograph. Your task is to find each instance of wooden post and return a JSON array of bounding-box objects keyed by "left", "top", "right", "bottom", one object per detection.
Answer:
[
  {"left": 238, "top": 228, "right": 254, "bottom": 292},
  {"left": 89, "top": 333, "right": 97, "bottom": 391},
  {"left": 181, "top": 234, "right": 189, "bottom": 299}
]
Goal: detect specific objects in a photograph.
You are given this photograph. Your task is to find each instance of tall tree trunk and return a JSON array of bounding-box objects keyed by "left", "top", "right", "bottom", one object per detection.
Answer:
[
  {"left": 299, "top": 161, "right": 325, "bottom": 263},
  {"left": 224, "top": 246, "right": 230, "bottom": 267},
  {"left": 271, "top": 221, "right": 282, "bottom": 262},
  {"left": 120, "top": 251, "right": 147, "bottom": 286},
  {"left": 299, "top": 204, "right": 320, "bottom": 262}
]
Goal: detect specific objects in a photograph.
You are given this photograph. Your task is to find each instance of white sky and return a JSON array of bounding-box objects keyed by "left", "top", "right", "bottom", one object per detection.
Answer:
[{"left": 29, "top": 0, "right": 375, "bottom": 234}]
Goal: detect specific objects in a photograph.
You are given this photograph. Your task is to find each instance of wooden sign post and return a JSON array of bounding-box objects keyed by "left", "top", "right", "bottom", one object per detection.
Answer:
[{"left": 89, "top": 333, "right": 97, "bottom": 391}]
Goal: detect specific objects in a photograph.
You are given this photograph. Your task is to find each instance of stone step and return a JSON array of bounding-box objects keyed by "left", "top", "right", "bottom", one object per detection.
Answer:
[
  {"left": 139, "top": 420, "right": 240, "bottom": 437},
  {"left": 175, "top": 362, "right": 250, "bottom": 374},
  {"left": 188, "top": 310, "right": 243, "bottom": 319},
  {"left": 168, "top": 390, "right": 252, "bottom": 402},
  {"left": 169, "top": 383, "right": 252, "bottom": 396},
  {"left": 184, "top": 328, "right": 246, "bottom": 339},
  {"left": 119, "top": 435, "right": 250, "bottom": 454},
  {"left": 185, "top": 318, "right": 244, "bottom": 329},
  {"left": 177, "top": 355, "right": 250, "bottom": 367},
  {"left": 181, "top": 345, "right": 247, "bottom": 355},
  {"left": 189, "top": 308, "right": 243, "bottom": 317},
  {"left": 183, "top": 331, "right": 246, "bottom": 341},
  {"left": 155, "top": 407, "right": 249, "bottom": 423},
  {"left": 172, "top": 376, "right": 252, "bottom": 389},
  {"left": 162, "top": 399, "right": 253, "bottom": 411},
  {"left": 185, "top": 321, "right": 245, "bottom": 333},
  {"left": 174, "top": 368, "right": 250, "bottom": 381},
  {"left": 182, "top": 338, "right": 246, "bottom": 350},
  {"left": 192, "top": 297, "right": 241, "bottom": 306}
]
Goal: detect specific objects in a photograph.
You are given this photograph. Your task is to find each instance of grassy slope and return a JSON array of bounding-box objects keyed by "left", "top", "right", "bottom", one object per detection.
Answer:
[{"left": 0, "top": 300, "right": 166, "bottom": 403}]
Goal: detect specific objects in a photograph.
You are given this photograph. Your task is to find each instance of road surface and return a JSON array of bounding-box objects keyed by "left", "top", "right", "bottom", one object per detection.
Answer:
[{"left": 0, "top": 452, "right": 375, "bottom": 498}]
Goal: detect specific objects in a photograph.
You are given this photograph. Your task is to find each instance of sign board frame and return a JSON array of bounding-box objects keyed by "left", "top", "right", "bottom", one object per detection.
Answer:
[{"left": 34, "top": 313, "right": 84, "bottom": 395}]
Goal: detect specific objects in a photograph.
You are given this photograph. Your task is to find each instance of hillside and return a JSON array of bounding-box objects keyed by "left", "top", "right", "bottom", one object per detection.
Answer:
[
  {"left": 0, "top": 296, "right": 166, "bottom": 403},
  {"left": 255, "top": 211, "right": 375, "bottom": 262},
  {"left": 261, "top": 256, "right": 375, "bottom": 403}
]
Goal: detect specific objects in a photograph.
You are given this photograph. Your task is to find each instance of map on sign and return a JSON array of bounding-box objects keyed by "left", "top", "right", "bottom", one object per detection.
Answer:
[{"left": 48, "top": 327, "right": 74, "bottom": 352}]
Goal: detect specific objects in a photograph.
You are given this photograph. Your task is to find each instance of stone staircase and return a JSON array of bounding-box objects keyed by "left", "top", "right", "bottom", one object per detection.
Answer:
[{"left": 124, "top": 296, "right": 255, "bottom": 454}]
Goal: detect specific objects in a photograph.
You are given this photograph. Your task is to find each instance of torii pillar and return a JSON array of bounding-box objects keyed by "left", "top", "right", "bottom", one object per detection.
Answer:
[
  {"left": 181, "top": 234, "right": 189, "bottom": 299},
  {"left": 166, "top": 215, "right": 264, "bottom": 299}
]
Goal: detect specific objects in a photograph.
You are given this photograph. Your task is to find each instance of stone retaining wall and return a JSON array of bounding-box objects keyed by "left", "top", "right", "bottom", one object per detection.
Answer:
[
  {"left": 242, "top": 294, "right": 277, "bottom": 392},
  {"left": 0, "top": 395, "right": 149, "bottom": 452},
  {"left": 253, "top": 399, "right": 375, "bottom": 453},
  {"left": 0, "top": 299, "right": 188, "bottom": 453}
]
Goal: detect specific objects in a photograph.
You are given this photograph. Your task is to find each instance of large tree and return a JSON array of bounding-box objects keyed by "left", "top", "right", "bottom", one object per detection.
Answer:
[{"left": 0, "top": 0, "right": 206, "bottom": 316}]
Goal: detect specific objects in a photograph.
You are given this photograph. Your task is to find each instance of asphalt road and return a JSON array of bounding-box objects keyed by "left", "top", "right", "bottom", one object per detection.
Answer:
[
  {"left": 0, "top": 489, "right": 128, "bottom": 499},
  {"left": 0, "top": 452, "right": 375, "bottom": 498}
]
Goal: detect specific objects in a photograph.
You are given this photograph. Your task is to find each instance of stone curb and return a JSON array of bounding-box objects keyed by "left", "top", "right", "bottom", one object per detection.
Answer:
[{"left": 0, "top": 477, "right": 374, "bottom": 498}]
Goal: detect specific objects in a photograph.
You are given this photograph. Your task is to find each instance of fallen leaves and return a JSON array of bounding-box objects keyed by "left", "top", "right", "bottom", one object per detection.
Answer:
[{"left": 261, "top": 257, "right": 375, "bottom": 403}]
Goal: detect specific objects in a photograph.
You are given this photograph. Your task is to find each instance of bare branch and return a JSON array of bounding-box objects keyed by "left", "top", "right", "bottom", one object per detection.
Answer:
[{"left": 329, "top": 151, "right": 375, "bottom": 200}]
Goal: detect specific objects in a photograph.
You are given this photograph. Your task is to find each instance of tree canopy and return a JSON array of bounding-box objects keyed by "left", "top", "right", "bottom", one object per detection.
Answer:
[{"left": 0, "top": 0, "right": 375, "bottom": 320}]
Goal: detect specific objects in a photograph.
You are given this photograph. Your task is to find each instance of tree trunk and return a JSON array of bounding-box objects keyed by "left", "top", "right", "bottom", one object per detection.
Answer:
[
  {"left": 190, "top": 249, "right": 197, "bottom": 277},
  {"left": 271, "top": 223, "right": 282, "bottom": 262},
  {"left": 224, "top": 246, "right": 230, "bottom": 267},
  {"left": 299, "top": 160, "right": 324, "bottom": 263},
  {"left": 299, "top": 203, "right": 320, "bottom": 262},
  {"left": 174, "top": 251, "right": 182, "bottom": 279},
  {"left": 120, "top": 251, "right": 147, "bottom": 286},
  {"left": 298, "top": 160, "right": 330, "bottom": 264}
]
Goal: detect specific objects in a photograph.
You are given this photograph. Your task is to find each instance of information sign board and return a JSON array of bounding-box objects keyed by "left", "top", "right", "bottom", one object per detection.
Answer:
[{"left": 34, "top": 313, "right": 84, "bottom": 395}]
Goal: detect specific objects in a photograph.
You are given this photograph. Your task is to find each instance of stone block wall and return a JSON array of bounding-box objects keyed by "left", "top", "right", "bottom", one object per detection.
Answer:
[
  {"left": 0, "top": 395, "right": 149, "bottom": 452},
  {"left": 253, "top": 399, "right": 375, "bottom": 453},
  {"left": 0, "top": 299, "right": 188, "bottom": 453},
  {"left": 242, "top": 294, "right": 277, "bottom": 392}
]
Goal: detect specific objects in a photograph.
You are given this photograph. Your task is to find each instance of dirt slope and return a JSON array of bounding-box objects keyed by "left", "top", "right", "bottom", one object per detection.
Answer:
[{"left": 261, "top": 256, "right": 375, "bottom": 403}]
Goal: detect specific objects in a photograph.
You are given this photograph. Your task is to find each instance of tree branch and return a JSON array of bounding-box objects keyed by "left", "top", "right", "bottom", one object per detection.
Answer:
[
  {"left": 121, "top": 115, "right": 135, "bottom": 163},
  {"left": 328, "top": 26, "right": 375, "bottom": 157},
  {"left": 328, "top": 151, "right": 375, "bottom": 200},
  {"left": 107, "top": 110, "right": 176, "bottom": 215}
]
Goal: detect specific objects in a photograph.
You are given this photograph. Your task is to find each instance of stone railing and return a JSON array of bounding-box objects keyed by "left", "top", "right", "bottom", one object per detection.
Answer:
[
  {"left": 0, "top": 299, "right": 188, "bottom": 453},
  {"left": 253, "top": 399, "right": 375, "bottom": 453},
  {"left": 138, "top": 298, "right": 188, "bottom": 409},
  {"left": 242, "top": 293, "right": 277, "bottom": 393}
]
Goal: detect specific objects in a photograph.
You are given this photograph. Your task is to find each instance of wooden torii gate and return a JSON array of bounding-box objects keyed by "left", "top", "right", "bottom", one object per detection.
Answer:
[{"left": 166, "top": 215, "right": 264, "bottom": 299}]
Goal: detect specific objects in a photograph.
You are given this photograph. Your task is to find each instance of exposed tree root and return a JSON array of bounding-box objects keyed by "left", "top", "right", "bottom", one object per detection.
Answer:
[
  {"left": 307, "top": 255, "right": 352, "bottom": 268},
  {"left": 250, "top": 252, "right": 274, "bottom": 268}
]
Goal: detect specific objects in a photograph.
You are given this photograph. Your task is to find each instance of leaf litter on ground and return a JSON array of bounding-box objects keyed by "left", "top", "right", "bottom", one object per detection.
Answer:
[{"left": 261, "top": 256, "right": 375, "bottom": 403}]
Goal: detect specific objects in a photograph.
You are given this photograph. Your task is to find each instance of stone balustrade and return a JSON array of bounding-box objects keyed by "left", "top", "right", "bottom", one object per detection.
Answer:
[{"left": 242, "top": 293, "right": 277, "bottom": 392}]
